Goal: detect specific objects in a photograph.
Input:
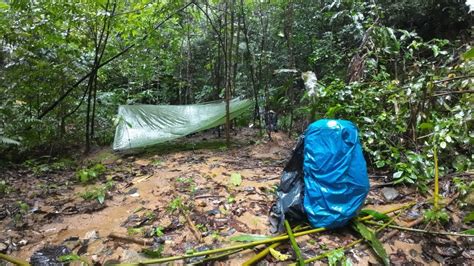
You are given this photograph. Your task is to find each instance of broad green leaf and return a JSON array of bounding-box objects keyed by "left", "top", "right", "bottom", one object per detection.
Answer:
[
  {"left": 418, "top": 122, "right": 434, "bottom": 130},
  {"left": 463, "top": 211, "right": 474, "bottom": 223},
  {"left": 0, "top": 2, "right": 9, "bottom": 9},
  {"left": 462, "top": 47, "right": 474, "bottom": 60},
  {"left": 462, "top": 229, "right": 474, "bottom": 235},
  {"left": 359, "top": 209, "right": 390, "bottom": 221},
  {"left": 269, "top": 247, "right": 290, "bottom": 261},
  {"left": 230, "top": 172, "right": 242, "bottom": 186},
  {"left": 393, "top": 171, "right": 403, "bottom": 179},
  {"left": 58, "top": 253, "right": 82, "bottom": 262},
  {"left": 0, "top": 136, "right": 20, "bottom": 145},
  {"left": 229, "top": 234, "right": 270, "bottom": 242},
  {"left": 97, "top": 194, "right": 105, "bottom": 204},
  {"left": 352, "top": 221, "right": 389, "bottom": 266}
]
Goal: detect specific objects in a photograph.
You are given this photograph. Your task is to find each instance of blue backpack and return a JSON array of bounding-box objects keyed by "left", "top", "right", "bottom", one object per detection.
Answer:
[{"left": 303, "top": 119, "right": 370, "bottom": 228}]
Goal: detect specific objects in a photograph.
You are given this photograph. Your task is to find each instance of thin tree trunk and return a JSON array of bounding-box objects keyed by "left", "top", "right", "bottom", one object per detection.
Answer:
[
  {"left": 38, "top": 2, "right": 193, "bottom": 119},
  {"left": 240, "top": 0, "right": 259, "bottom": 125},
  {"left": 284, "top": 1, "right": 295, "bottom": 137}
]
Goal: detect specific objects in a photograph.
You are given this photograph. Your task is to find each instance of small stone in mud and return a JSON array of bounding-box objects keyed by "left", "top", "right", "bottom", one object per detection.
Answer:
[
  {"left": 0, "top": 242, "right": 7, "bottom": 253},
  {"left": 84, "top": 230, "right": 99, "bottom": 240},
  {"left": 409, "top": 249, "right": 418, "bottom": 257},
  {"left": 116, "top": 159, "right": 123, "bottom": 165},
  {"left": 381, "top": 187, "right": 399, "bottom": 201}
]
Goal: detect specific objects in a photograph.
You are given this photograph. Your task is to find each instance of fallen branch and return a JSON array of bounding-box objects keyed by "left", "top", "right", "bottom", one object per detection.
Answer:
[
  {"left": 0, "top": 253, "right": 30, "bottom": 266},
  {"left": 432, "top": 75, "right": 474, "bottom": 84},
  {"left": 365, "top": 221, "right": 474, "bottom": 237},
  {"left": 182, "top": 211, "right": 203, "bottom": 243},
  {"left": 432, "top": 90, "right": 474, "bottom": 97},
  {"left": 108, "top": 232, "right": 153, "bottom": 246},
  {"left": 381, "top": 215, "right": 424, "bottom": 242}
]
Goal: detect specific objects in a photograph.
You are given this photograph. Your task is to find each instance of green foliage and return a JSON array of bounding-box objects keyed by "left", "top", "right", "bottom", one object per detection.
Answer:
[
  {"left": 155, "top": 226, "right": 164, "bottom": 237},
  {"left": 359, "top": 209, "right": 390, "bottom": 222},
  {"left": 76, "top": 164, "right": 106, "bottom": 183},
  {"left": 0, "top": 180, "right": 13, "bottom": 195},
  {"left": 58, "top": 253, "right": 88, "bottom": 264},
  {"left": 463, "top": 229, "right": 474, "bottom": 235},
  {"left": 453, "top": 177, "right": 474, "bottom": 197},
  {"left": 166, "top": 196, "right": 186, "bottom": 213},
  {"left": 80, "top": 180, "right": 114, "bottom": 204},
  {"left": 127, "top": 227, "right": 144, "bottom": 236},
  {"left": 327, "top": 249, "right": 352, "bottom": 266},
  {"left": 352, "top": 221, "right": 389, "bottom": 266},
  {"left": 424, "top": 208, "right": 449, "bottom": 224},
  {"left": 13, "top": 200, "right": 29, "bottom": 225},
  {"left": 463, "top": 212, "right": 474, "bottom": 223},
  {"left": 143, "top": 245, "right": 164, "bottom": 258},
  {"left": 0, "top": 0, "right": 470, "bottom": 199}
]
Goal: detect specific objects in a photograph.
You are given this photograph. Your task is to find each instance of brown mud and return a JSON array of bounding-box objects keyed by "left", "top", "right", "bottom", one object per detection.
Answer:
[{"left": 1, "top": 129, "right": 472, "bottom": 265}]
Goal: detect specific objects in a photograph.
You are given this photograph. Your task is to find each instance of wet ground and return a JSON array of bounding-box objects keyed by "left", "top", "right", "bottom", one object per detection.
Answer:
[{"left": 1, "top": 129, "right": 473, "bottom": 265}]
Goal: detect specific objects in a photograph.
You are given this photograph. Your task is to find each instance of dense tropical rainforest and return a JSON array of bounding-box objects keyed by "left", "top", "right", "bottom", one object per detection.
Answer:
[{"left": 0, "top": 0, "right": 473, "bottom": 265}]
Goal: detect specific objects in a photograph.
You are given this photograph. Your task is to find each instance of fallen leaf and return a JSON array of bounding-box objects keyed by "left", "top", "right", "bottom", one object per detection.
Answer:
[
  {"left": 269, "top": 247, "right": 290, "bottom": 261},
  {"left": 230, "top": 173, "right": 242, "bottom": 186}
]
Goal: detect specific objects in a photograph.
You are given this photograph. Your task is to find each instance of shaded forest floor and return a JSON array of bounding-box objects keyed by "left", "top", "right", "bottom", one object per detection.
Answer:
[{"left": 1, "top": 129, "right": 473, "bottom": 265}]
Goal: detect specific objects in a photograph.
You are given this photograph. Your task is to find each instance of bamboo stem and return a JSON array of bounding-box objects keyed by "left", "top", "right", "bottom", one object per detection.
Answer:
[
  {"left": 434, "top": 147, "right": 439, "bottom": 210},
  {"left": 117, "top": 227, "right": 327, "bottom": 265},
  {"left": 242, "top": 224, "right": 308, "bottom": 266},
  {"left": 191, "top": 248, "right": 244, "bottom": 265},
  {"left": 300, "top": 206, "right": 404, "bottom": 265},
  {"left": 284, "top": 220, "right": 304, "bottom": 266},
  {"left": 245, "top": 204, "right": 414, "bottom": 266},
  {"left": 0, "top": 253, "right": 31, "bottom": 266},
  {"left": 117, "top": 202, "right": 414, "bottom": 265},
  {"left": 242, "top": 242, "right": 281, "bottom": 266}
]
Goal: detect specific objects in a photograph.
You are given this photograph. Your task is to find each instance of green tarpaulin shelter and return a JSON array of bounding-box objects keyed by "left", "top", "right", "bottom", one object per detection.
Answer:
[{"left": 113, "top": 98, "right": 253, "bottom": 150}]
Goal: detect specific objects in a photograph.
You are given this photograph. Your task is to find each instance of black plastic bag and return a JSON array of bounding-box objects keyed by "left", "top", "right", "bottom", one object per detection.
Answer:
[
  {"left": 270, "top": 137, "right": 307, "bottom": 233},
  {"left": 30, "top": 245, "right": 71, "bottom": 266}
]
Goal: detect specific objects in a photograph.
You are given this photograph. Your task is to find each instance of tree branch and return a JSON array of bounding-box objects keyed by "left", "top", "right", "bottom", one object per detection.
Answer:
[{"left": 38, "top": 1, "right": 194, "bottom": 119}]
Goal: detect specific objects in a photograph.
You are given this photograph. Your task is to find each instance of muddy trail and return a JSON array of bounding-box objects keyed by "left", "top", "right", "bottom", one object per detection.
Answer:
[{"left": 1, "top": 129, "right": 473, "bottom": 265}]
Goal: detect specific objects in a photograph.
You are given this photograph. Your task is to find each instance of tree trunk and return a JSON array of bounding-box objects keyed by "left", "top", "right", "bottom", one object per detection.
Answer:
[
  {"left": 240, "top": 0, "right": 259, "bottom": 125},
  {"left": 284, "top": 1, "right": 295, "bottom": 137}
]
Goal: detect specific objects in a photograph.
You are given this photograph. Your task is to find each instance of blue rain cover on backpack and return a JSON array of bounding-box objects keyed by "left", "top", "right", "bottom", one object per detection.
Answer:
[{"left": 303, "top": 119, "right": 369, "bottom": 229}]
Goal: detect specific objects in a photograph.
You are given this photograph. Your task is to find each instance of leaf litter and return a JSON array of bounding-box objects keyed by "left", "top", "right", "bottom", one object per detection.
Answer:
[{"left": 0, "top": 128, "right": 472, "bottom": 265}]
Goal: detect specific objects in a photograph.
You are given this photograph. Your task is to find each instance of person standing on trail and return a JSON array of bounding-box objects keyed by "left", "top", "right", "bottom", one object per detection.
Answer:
[{"left": 265, "top": 110, "right": 278, "bottom": 140}]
